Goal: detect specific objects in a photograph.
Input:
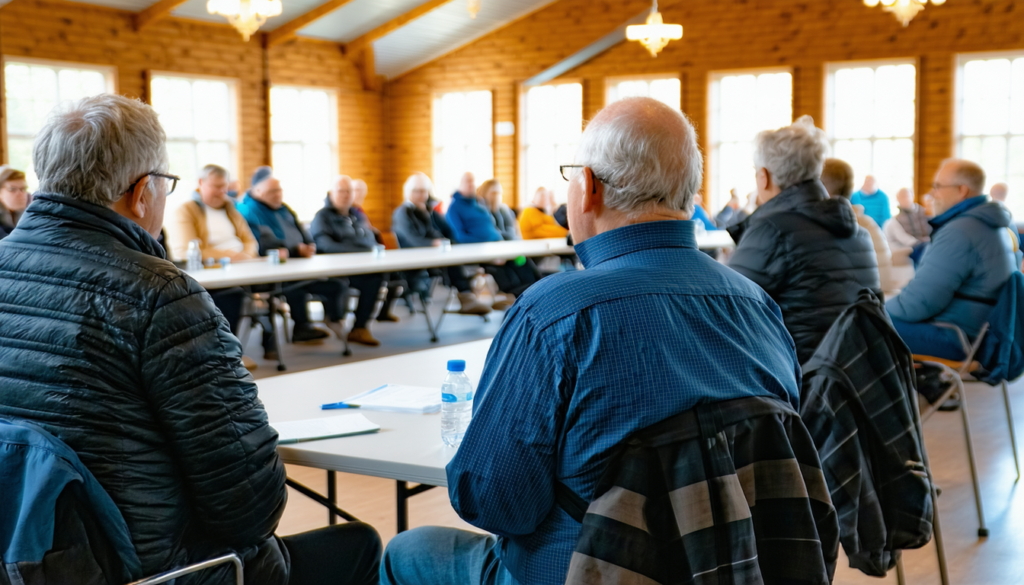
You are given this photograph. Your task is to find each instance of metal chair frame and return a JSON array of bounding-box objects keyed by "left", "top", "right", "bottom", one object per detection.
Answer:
[{"left": 127, "top": 553, "right": 242, "bottom": 585}]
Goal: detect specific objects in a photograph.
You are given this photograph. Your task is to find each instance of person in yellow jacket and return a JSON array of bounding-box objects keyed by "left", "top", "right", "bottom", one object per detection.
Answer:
[{"left": 519, "top": 187, "right": 568, "bottom": 240}]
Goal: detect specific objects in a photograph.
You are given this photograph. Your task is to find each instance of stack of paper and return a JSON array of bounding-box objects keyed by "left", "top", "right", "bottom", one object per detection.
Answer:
[
  {"left": 272, "top": 413, "right": 381, "bottom": 444},
  {"left": 341, "top": 384, "right": 442, "bottom": 414}
]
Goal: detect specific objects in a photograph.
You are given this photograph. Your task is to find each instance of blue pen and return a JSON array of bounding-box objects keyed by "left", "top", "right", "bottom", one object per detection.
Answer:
[{"left": 321, "top": 384, "right": 388, "bottom": 410}]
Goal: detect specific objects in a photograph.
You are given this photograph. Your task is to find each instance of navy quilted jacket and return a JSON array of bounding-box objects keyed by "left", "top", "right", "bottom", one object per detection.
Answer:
[{"left": 0, "top": 194, "right": 288, "bottom": 584}]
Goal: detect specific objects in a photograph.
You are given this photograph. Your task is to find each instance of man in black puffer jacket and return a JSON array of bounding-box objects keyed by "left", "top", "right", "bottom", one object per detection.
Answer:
[
  {"left": 729, "top": 116, "right": 880, "bottom": 364},
  {"left": 0, "top": 95, "right": 380, "bottom": 584}
]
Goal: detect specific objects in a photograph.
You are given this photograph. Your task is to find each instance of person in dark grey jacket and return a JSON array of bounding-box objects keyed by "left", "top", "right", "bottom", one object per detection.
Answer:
[
  {"left": 391, "top": 172, "right": 491, "bottom": 315},
  {"left": 729, "top": 116, "right": 880, "bottom": 364},
  {"left": 310, "top": 175, "right": 387, "bottom": 346},
  {"left": 0, "top": 94, "right": 381, "bottom": 585}
]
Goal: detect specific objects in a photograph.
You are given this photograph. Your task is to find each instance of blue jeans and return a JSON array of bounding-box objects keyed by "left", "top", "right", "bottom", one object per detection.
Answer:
[
  {"left": 380, "top": 527, "right": 516, "bottom": 585},
  {"left": 891, "top": 317, "right": 967, "bottom": 361}
]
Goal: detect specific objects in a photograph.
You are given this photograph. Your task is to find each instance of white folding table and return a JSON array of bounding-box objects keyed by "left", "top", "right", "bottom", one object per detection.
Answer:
[{"left": 258, "top": 339, "right": 493, "bottom": 532}]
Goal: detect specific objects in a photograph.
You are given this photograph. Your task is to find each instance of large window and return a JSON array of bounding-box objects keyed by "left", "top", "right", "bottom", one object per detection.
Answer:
[
  {"left": 827, "top": 61, "right": 917, "bottom": 214},
  {"left": 957, "top": 54, "right": 1024, "bottom": 218},
  {"left": 606, "top": 76, "right": 681, "bottom": 110},
  {"left": 708, "top": 70, "right": 793, "bottom": 213},
  {"left": 3, "top": 59, "right": 115, "bottom": 189},
  {"left": 432, "top": 90, "right": 493, "bottom": 198},
  {"left": 270, "top": 86, "right": 339, "bottom": 220},
  {"left": 150, "top": 73, "right": 238, "bottom": 197},
  {"left": 522, "top": 83, "right": 582, "bottom": 205}
]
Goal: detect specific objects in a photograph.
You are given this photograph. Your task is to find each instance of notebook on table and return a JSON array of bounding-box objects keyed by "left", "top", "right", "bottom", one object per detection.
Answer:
[{"left": 272, "top": 413, "right": 381, "bottom": 444}]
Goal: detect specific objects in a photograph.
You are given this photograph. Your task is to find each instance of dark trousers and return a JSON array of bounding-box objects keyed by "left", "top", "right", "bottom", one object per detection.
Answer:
[
  {"left": 403, "top": 266, "right": 474, "bottom": 296},
  {"left": 210, "top": 287, "right": 276, "bottom": 350},
  {"left": 286, "top": 280, "right": 347, "bottom": 328},
  {"left": 346, "top": 273, "right": 386, "bottom": 328},
  {"left": 486, "top": 259, "right": 540, "bottom": 297},
  {"left": 281, "top": 522, "right": 382, "bottom": 585}
]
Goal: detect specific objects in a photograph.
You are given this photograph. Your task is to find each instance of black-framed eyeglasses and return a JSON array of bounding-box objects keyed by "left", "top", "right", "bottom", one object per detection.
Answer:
[
  {"left": 127, "top": 172, "right": 180, "bottom": 196},
  {"left": 931, "top": 182, "right": 962, "bottom": 192},
  {"left": 559, "top": 164, "right": 621, "bottom": 189}
]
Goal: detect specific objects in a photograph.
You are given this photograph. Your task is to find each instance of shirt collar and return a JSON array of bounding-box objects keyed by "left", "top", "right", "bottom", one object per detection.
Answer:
[{"left": 574, "top": 220, "right": 696, "bottom": 268}]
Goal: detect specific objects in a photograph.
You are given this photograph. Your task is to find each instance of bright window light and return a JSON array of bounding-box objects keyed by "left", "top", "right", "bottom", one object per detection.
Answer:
[
  {"left": 270, "top": 86, "right": 339, "bottom": 221},
  {"left": 432, "top": 90, "right": 493, "bottom": 199},
  {"left": 957, "top": 54, "right": 1024, "bottom": 218},
  {"left": 606, "top": 76, "right": 680, "bottom": 110},
  {"left": 151, "top": 74, "right": 238, "bottom": 199},
  {"left": 3, "top": 60, "right": 114, "bottom": 190},
  {"left": 827, "top": 62, "right": 917, "bottom": 216},
  {"left": 522, "top": 83, "right": 582, "bottom": 205},
  {"left": 709, "top": 70, "right": 793, "bottom": 213}
]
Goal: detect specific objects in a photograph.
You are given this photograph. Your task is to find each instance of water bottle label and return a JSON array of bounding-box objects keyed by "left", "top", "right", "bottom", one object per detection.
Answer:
[{"left": 442, "top": 393, "right": 458, "bottom": 403}]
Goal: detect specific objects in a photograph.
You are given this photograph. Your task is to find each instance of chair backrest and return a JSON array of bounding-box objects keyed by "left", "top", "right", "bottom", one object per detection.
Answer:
[
  {"left": 977, "top": 271, "right": 1024, "bottom": 383},
  {"left": 0, "top": 417, "right": 141, "bottom": 584},
  {"left": 556, "top": 396, "right": 838, "bottom": 585}
]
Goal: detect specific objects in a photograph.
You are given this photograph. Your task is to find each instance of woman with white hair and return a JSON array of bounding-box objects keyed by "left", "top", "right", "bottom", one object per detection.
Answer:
[{"left": 728, "top": 115, "right": 880, "bottom": 363}]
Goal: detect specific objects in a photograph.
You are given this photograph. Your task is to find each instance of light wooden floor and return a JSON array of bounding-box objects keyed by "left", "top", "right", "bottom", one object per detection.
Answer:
[{"left": 251, "top": 299, "right": 1024, "bottom": 584}]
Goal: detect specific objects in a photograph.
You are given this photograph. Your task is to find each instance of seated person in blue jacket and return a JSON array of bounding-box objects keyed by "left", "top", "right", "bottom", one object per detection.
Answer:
[
  {"left": 237, "top": 167, "right": 348, "bottom": 343},
  {"left": 391, "top": 172, "right": 492, "bottom": 315},
  {"left": 446, "top": 172, "right": 540, "bottom": 301},
  {"left": 379, "top": 96, "right": 802, "bottom": 585},
  {"left": 0, "top": 94, "right": 381, "bottom": 585},
  {"left": 310, "top": 175, "right": 388, "bottom": 347},
  {"left": 887, "top": 159, "right": 1020, "bottom": 360}
]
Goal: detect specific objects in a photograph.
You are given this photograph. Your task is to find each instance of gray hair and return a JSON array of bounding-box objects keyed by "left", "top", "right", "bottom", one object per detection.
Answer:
[
  {"left": 403, "top": 172, "right": 434, "bottom": 200},
  {"left": 33, "top": 94, "right": 167, "bottom": 206},
  {"left": 754, "top": 115, "right": 830, "bottom": 191},
  {"left": 942, "top": 158, "right": 986, "bottom": 196},
  {"left": 199, "top": 164, "right": 228, "bottom": 182},
  {"left": 574, "top": 97, "right": 702, "bottom": 215}
]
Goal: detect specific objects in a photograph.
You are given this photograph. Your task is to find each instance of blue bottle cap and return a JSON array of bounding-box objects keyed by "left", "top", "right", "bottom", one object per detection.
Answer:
[{"left": 447, "top": 359, "right": 466, "bottom": 372}]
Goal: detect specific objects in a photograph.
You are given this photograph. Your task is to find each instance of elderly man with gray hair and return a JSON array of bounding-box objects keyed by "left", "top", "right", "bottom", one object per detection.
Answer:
[
  {"left": 0, "top": 94, "right": 381, "bottom": 584},
  {"left": 728, "top": 116, "right": 880, "bottom": 363},
  {"left": 380, "top": 97, "right": 804, "bottom": 585}
]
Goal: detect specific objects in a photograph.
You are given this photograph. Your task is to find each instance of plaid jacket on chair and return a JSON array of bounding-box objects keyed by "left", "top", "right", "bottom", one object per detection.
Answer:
[{"left": 557, "top": 396, "right": 839, "bottom": 585}]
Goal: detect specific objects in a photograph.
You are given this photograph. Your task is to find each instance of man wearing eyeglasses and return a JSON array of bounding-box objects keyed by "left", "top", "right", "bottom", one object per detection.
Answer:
[
  {"left": 0, "top": 94, "right": 381, "bottom": 585},
  {"left": 886, "top": 159, "right": 1020, "bottom": 360}
]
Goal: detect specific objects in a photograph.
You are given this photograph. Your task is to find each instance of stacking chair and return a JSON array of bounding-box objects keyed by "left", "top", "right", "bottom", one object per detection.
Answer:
[
  {"left": 913, "top": 320, "right": 1019, "bottom": 537},
  {"left": 128, "top": 554, "right": 241, "bottom": 585}
]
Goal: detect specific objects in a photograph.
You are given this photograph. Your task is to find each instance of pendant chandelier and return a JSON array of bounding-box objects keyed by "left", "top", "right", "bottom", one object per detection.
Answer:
[
  {"left": 207, "top": 0, "right": 283, "bottom": 41},
  {"left": 468, "top": 0, "right": 480, "bottom": 19},
  {"left": 863, "top": 0, "right": 946, "bottom": 27},
  {"left": 626, "top": 0, "right": 683, "bottom": 58}
]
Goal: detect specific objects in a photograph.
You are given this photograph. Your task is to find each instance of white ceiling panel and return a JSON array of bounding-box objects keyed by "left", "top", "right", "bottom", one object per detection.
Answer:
[
  {"left": 373, "top": 0, "right": 555, "bottom": 79},
  {"left": 297, "top": 0, "right": 423, "bottom": 44},
  {"left": 171, "top": 0, "right": 328, "bottom": 30}
]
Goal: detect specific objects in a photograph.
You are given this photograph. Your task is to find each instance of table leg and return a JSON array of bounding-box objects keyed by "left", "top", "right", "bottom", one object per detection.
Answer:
[
  {"left": 327, "top": 471, "right": 337, "bottom": 526},
  {"left": 395, "top": 481, "right": 437, "bottom": 533}
]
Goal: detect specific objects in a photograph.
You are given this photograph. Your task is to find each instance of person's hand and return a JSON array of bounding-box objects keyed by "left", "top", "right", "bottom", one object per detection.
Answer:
[
  {"left": 297, "top": 243, "right": 315, "bottom": 258},
  {"left": 491, "top": 259, "right": 507, "bottom": 266},
  {"left": 431, "top": 239, "right": 443, "bottom": 247},
  {"left": 278, "top": 248, "right": 290, "bottom": 260},
  {"left": 728, "top": 192, "right": 741, "bottom": 210}
]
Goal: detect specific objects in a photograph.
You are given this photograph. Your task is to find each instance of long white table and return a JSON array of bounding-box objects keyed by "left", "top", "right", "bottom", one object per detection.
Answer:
[
  {"left": 187, "top": 230, "right": 736, "bottom": 289},
  {"left": 258, "top": 339, "right": 493, "bottom": 530}
]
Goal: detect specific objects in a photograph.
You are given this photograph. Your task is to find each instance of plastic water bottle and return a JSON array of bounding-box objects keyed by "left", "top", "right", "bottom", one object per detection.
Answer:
[
  {"left": 186, "top": 240, "right": 203, "bottom": 272},
  {"left": 441, "top": 360, "right": 474, "bottom": 447}
]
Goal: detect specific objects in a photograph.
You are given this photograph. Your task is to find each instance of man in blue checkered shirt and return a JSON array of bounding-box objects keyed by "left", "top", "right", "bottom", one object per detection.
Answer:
[{"left": 380, "top": 97, "right": 802, "bottom": 585}]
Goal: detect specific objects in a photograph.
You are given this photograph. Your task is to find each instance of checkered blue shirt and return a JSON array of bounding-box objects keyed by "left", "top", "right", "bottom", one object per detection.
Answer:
[{"left": 446, "top": 219, "right": 801, "bottom": 585}]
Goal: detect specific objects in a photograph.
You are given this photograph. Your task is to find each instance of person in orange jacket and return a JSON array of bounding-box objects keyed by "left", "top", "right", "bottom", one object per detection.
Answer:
[{"left": 519, "top": 187, "right": 569, "bottom": 240}]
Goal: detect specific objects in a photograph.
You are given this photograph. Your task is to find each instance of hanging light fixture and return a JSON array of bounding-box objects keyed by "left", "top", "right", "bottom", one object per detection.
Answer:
[
  {"left": 467, "top": 0, "right": 481, "bottom": 19},
  {"left": 863, "top": 0, "right": 946, "bottom": 27},
  {"left": 207, "top": 0, "right": 283, "bottom": 41},
  {"left": 626, "top": 0, "right": 683, "bottom": 58}
]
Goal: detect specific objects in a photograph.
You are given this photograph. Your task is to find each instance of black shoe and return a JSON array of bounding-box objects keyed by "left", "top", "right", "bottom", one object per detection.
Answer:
[
  {"left": 376, "top": 312, "right": 400, "bottom": 323},
  {"left": 293, "top": 326, "right": 329, "bottom": 343},
  {"left": 938, "top": 397, "right": 962, "bottom": 412},
  {"left": 263, "top": 350, "right": 279, "bottom": 361}
]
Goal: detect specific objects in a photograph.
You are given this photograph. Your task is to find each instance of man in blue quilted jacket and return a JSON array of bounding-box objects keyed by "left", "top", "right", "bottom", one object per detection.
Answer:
[
  {"left": 887, "top": 159, "right": 1020, "bottom": 360},
  {"left": 0, "top": 94, "right": 380, "bottom": 585}
]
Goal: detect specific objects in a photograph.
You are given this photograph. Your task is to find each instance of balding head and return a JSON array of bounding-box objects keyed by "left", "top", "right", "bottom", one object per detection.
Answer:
[
  {"left": 329, "top": 175, "right": 355, "bottom": 212},
  {"left": 352, "top": 179, "right": 368, "bottom": 206},
  {"left": 991, "top": 182, "right": 1009, "bottom": 202},
  {"left": 932, "top": 158, "right": 986, "bottom": 215},
  {"left": 458, "top": 172, "right": 475, "bottom": 197},
  {"left": 896, "top": 188, "right": 914, "bottom": 209},
  {"left": 574, "top": 96, "right": 702, "bottom": 215}
]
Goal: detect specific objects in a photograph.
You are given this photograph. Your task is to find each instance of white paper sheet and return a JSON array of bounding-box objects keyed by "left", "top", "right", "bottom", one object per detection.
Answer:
[
  {"left": 272, "top": 413, "right": 381, "bottom": 444},
  {"left": 345, "top": 384, "right": 442, "bottom": 414}
]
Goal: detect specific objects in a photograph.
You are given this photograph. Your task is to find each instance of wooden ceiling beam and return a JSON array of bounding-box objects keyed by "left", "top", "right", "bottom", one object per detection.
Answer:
[
  {"left": 344, "top": 0, "right": 454, "bottom": 55},
  {"left": 134, "top": 0, "right": 191, "bottom": 31},
  {"left": 265, "top": 0, "right": 358, "bottom": 48}
]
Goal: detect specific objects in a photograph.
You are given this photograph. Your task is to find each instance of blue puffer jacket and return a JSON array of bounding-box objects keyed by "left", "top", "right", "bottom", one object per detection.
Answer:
[
  {"left": 446, "top": 191, "right": 501, "bottom": 243},
  {"left": 0, "top": 194, "right": 288, "bottom": 584},
  {"left": 886, "top": 196, "right": 1019, "bottom": 338}
]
